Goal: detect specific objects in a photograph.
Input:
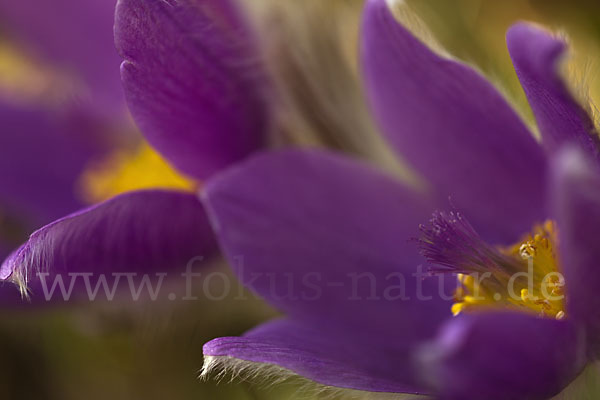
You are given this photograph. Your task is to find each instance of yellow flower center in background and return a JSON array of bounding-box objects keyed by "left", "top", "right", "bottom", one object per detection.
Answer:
[
  {"left": 0, "top": 40, "right": 76, "bottom": 103},
  {"left": 452, "top": 221, "right": 565, "bottom": 320},
  {"left": 0, "top": 41, "right": 47, "bottom": 97},
  {"left": 78, "top": 143, "right": 198, "bottom": 203},
  {"left": 0, "top": 40, "right": 196, "bottom": 207}
]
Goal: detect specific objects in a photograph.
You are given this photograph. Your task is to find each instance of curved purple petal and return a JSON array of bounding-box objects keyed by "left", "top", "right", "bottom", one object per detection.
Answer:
[
  {"left": 204, "top": 318, "right": 433, "bottom": 394},
  {"left": 507, "top": 23, "right": 600, "bottom": 162},
  {"left": 115, "top": 0, "right": 270, "bottom": 180},
  {"left": 551, "top": 148, "right": 600, "bottom": 357},
  {"left": 0, "top": 0, "right": 124, "bottom": 115},
  {"left": 203, "top": 148, "right": 453, "bottom": 340},
  {"left": 421, "top": 312, "right": 585, "bottom": 400},
  {"left": 361, "top": 0, "right": 548, "bottom": 244},
  {"left": 0, "top": 190, "right": 217, "bottom": 304}
]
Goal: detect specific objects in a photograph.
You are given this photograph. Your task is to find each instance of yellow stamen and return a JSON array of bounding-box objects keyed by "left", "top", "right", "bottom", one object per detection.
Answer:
[
  {"left": 78, "top": 142, "right": 198, "bottom": 203},
  {"left": 452, "top": 220, "right": 566, "bottom": 319},
  {"left": 451, "top": 302, "right": 466, "bottom": 316}
]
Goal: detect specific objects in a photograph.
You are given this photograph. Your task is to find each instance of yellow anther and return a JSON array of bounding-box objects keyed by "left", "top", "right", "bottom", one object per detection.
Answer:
[
  {"left": 453, "top": 286, "right": 466, "bottom": 302},
  {"left": 451, "top": 220, "right": 566, "bottom": 320},
  {"left": 519, "top": 242, "right": 536, "bottom": 259},
  {"left": 460, "top": 274, "right": 475, "bottom": 288},
  {"left": 451, "top": 303, "right": 466, "bottom": 316}
]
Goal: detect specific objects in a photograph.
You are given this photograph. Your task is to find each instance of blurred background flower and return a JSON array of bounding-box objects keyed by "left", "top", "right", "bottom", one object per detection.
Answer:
[
  {"left": 0, "top": 0, "right": 600, "bottom": 399},
  {"left": 0, "top": 0, "right": 276, "bottom": 398}
]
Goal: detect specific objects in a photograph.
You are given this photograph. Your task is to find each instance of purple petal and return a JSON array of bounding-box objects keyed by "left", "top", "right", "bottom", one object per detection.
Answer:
[
  {"left": 0, "top": 190, "right": 217, "bottom": 304},
  {"left": 507, "top": 23, "right": 600, "bottom": 162},
  {"left": 0, "top": 0, "right": 124, "bottom": 115},
  {"left": 421, "top": 312, "right": 585, "bottom": 400},
  {"left": 361, "top": 0, "right": 548, "bottom": 243},
  {"left": 115, "top": 0, "right": 270, "bottom": 180},
  {"left": 551, "top": 148, "right": 600, "bottom": 356},
  {"left": 204, "top": 318, "right": 433, "bottom": 394},
  {"left": 0, "top": 100, "right": 101, "bottom": 226},
  {"left": 203, "top": 149, "right": 452, "bottom": 341}
]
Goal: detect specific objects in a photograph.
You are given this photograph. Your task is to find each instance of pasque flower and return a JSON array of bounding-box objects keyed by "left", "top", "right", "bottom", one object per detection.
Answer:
[
  {"left": 198, "top": 1, "right": 600, "bottom": 399},
  {"left": 0, "top": 0, "right": 126, "bottom": 254},
  {"left": 0, "top": 101, "right": 109, "bottom": 258},
  {"left": 0, "top": 0, "right": 126, "bottom": 269},
  {"left": 4, "top": 0, "right": 599, "bottom": 397},
  {"left": 0, "top": 0, "right": 271, "bottom": 303}
]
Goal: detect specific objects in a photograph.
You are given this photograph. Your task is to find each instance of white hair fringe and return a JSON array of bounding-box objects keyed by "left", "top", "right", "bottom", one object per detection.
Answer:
[{"left": 201, "top": 355, "right": 429, "bottom": 400}]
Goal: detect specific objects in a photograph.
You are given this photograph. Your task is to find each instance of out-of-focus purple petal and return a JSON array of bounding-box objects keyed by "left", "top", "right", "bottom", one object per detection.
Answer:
[
  {"left": 0, "top": 190, "right": 217, "bottom": 304},
  {"left": 0, "top": 100, "right": 101, "bottom": 226},
  {"left": 0, "top": 0, "right": 124, "bottom": 115},
  {"left": 421, "top": 312, "right": 585, "bottom": 400},
  {"left": 203, "top": 149, "right": 452, "bottom": 340},
  {"left": 507, "top": 23, "right": 600, "bottom": 162},
  {"left": 361, "top": 0, "right": 548, "bottom": 244},
  {"left": 552, "top": 148, "right": 600, "bottom": 356},
  {"left": 115, "top": 0, "right": 270, "bottom": 180},
  {"left": 204, "top": 318, "right": 433, "bottom": 394}
]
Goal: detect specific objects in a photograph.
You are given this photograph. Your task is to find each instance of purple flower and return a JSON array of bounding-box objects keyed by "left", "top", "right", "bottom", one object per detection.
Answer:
[
  {"left": 0, "top": 0, "right": 270, "bottom": 304},
  {"left": 198, "top": 1, "right": 600, "bottom": 399},
  {"left": 0, "top": 100, "right": 111, "bottom": 257},
  {"left": 0, "top": 0, "right": 130, "bottom": 265}
]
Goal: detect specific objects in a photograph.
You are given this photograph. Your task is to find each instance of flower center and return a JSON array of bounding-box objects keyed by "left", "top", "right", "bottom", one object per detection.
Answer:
[
  {"left": 418, "top": 212, "right": 565, "bottom": 320},
  {"left": 78, "top": 142, "right": 198, "bottom": 203}
]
